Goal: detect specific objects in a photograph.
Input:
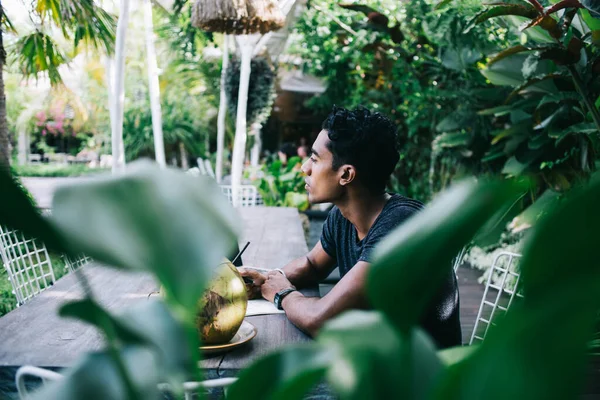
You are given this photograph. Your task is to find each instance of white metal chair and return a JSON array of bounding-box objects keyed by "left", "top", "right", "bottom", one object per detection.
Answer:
[
  {"left": 16, "top": 365, "right": 237, "bottom": 400},
  {"left": 16, "top": 366, "right": 63, "bottom": 399},
  {"left": 0, "top": 225, "right": 56, "bottom": 306},
  {"left": 470, "top": 251, "right": 523, "bottom": 345},
  {"left": 204, "top": 159, "right": 216, "bottom": 178},
  {"left": 196, "top": 158, "right": 208, "bottom": 175},
  {"left": 452, "top": 246, "right": 468, "bottom": 273},
  {"left": 220, "top": 185, "right": 259, "bottom": 207},
  {"left": 63, "top": 253, "right": 91, "bottom": 273}
]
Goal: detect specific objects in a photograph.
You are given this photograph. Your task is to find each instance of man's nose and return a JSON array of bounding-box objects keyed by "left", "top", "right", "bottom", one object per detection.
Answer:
[{"left": 301, "top": 159, "right": 310, "bottom": 175}]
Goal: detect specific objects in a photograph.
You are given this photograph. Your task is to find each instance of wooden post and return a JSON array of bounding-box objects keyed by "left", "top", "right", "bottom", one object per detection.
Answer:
[{"left": 143, "top": 0, "right": 166, "bottom": 168}]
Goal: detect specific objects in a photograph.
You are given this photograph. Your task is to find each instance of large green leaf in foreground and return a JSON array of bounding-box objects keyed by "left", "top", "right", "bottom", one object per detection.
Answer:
[
  {"left": 50, "top": 161, "right": 240, "bottom": 309},
  {"left": 368, "top": 178, "right": 526, "bottom": 333},
  {"left": 435, "top": 175, "right": 600, "bottom": 400}
]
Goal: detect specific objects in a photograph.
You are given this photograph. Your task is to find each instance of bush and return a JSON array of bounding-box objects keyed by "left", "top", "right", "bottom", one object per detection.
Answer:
[{"left": 12, "top": 164, "right": 107, "bottom": 177}]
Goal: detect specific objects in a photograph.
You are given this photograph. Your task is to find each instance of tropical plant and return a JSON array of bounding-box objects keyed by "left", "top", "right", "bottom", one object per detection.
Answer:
[
  {"left": 287, "top": 0, "right": 517, "bottom": 202},
  {"left": 3, "top": 161, "right": 600, "bottom": 399},
  {"left": 225, "top": 56, "right": 277, "bottom": 127},
  {"left": 252, "top": 156, "right": 310, "bottom": 211},
  {"left": 0, "top": 0, "right": 117, "bottom": 173},
  {"left": 436, "top": 0, "right": 600, "bottom": 194}
]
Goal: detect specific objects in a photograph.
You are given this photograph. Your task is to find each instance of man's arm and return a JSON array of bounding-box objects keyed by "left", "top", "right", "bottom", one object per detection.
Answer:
[
  {"left": 261, "top": 260, "right": 370, "bottom": 337},
  {"left": 239, "top": 240, "right": 336, "bottom": 298},
  {"left": 282, "top": 240, "right": 337, "bottom": 288}
]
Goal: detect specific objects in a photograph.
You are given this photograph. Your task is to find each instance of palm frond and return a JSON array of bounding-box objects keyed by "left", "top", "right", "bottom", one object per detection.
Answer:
[
  {"left": 1, "top": 5, "right": 17, "bottom": 34},
  {"left": 36, "top": 0, "right": 117, "bottom": 55},
  {"left": 16, "top": 32, "right": 68, "bottom": 85},
  {"left": 70, "top": 1, "right": 117, "bottom": 55}
]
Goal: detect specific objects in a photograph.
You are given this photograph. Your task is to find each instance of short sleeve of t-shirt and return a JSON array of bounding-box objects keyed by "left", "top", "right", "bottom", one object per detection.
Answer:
[
  {"left": 318, "top": 195, "right": 423, "bottom": 277},
  {"left": 319, "top": 207, "right": 339, "bottom": 259}
]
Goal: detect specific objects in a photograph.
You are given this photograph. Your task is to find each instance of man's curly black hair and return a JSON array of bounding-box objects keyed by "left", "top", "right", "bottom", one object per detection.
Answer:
[{"left": 322, "top": 105, "right": 399, "bottom": 194}]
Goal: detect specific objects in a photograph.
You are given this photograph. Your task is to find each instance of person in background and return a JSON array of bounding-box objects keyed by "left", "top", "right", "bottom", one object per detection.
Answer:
[
  {"left": 240, "top": 105, "right": 461, "bottom": 349},
  {"left": 278, "top": 142, "right": 298, "bottom": 166},
  {"left": 297, "top": 137, "right": 309, "bottom": 159}
]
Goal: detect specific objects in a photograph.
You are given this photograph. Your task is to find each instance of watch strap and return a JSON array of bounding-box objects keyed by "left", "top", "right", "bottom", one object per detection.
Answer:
[{"left": 275, "top": 287, "right": 296, "bottom": 310}]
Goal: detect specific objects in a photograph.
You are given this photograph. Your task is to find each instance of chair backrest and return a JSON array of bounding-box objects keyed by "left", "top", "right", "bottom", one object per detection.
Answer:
[
  {"left": 452, "top": 246, "right": 468, "bottom": 273},
  {"left": 220, "top": 185, "right": 258, "bottom": 207},
  {"left": 204, "top": 159, "right": 216, "bottom": 178},
  {"left": 16, "top": 365, "right": 237, "bottom": 400},
  {"left": 16, "top": 366, "right": 63, "bottom": 399},
  {"left": 196, "top": 158, "right": 208, "bottom": 175},
  {"left": 63, "top": 253, "right": 91, "bottom": 273},
  {"left": 470, "top": 251, "right": 523, "bottom": 345},
  {"left": 0, "top": 226, "right": 55, "bottom": 306}
]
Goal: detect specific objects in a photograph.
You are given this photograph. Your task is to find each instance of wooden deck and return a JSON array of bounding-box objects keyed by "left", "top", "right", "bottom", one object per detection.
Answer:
[{"left": 455, "top": 265, "right": 485, "bottom": 344}]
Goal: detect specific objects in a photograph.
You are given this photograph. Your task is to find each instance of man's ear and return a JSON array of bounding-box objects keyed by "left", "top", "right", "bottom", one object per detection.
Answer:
[{"left": 339, "top": 165, "right": 356, "bottom": 186}]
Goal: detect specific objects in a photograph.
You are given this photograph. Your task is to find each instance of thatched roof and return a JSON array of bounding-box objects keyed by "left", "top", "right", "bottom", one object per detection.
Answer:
[{"left": 191, "top": 0, "right": 285, "bottom": 34}]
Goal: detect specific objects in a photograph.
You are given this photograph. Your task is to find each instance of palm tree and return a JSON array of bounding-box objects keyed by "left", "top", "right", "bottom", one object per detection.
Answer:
[{"left": 0, "top": 0, "right": 116, "bottom": 175}]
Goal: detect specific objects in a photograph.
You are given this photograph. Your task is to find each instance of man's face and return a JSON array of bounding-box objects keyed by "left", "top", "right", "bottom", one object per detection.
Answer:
[{"left": 301, "top": 130, "right": 345, "bottom": 204}]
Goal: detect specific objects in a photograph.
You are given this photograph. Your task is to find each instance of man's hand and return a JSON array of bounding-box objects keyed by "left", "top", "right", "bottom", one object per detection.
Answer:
[
  {"left": 261, "top": 270, "right": 295, "bottom": 303},
  {"left": 238, "top": 267, "right": 267, "bottom": 299}
]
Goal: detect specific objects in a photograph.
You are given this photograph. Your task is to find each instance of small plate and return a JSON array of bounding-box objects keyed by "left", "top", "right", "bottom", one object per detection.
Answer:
[{"left": 200, "top": 320, "right": 257, "bottom": 356}]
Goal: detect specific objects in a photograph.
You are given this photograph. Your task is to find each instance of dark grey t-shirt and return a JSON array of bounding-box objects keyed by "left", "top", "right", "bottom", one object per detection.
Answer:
[{"left": 320, "top": 194, "right": 424, "bottom": 276}]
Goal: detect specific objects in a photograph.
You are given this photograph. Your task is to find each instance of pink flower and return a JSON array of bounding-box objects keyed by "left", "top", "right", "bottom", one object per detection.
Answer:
[
  {"left": 42, "top": 129, "right": 47, "bottom": 136},
  {"left": 35, "top": 111, "right": 46, "bottom": 126}
]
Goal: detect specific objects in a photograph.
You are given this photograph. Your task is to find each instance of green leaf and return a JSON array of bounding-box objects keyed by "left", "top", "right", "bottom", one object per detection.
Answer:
[
  {"left": 508, "top": 189, "right": 562, "bottom": 232},
  {"left": 50, "top": 161, "right": 240, "bottom": 309},
  {"left": 227, "top": 344, "right": 331, "bottom": 400},
  {"left": 1, "top": 4, "right": 17, "bottom": 34},
  {"left": 16, "top": 32, "right": 68, "bottom": 85},
  {"left": 501, "top": 156, "right": 530, "bottom": 176},
  {"left": 0, "top": 170, "right": 68, "bottom": 253},
  {"left": 581, "top": 0, "right": 600, "bottom": 18},
  {"left": 434, "top": 0, "right": 454, "bottom": 10},
  {"left": 507, "top": 72, "right": 566, "bottom": 101},
  {"left": 468, "top": 4, "right": 538, "bottom": 27},
  {"left": 477, "top": 105, "right": 514, "bottom": 116},
  {"left": 505, "top": 16, "right": 556, "bottom": 43},
  {"left": 60, "top": 299, "right": 196, "bottom": 387},
  {"left": 441, "top": 48, "right": 482, "bottom": 71},
  {"left": 537, "top": 92, "right": 581, "bottom": 107},
  {"left": 539, "top": 47, "right": 580, "bottom": 65},
  {"left": 487, "top": 45, "right": 535, "bottom": 66},
  {"left": 31, "top": 346, "right": 161, "bottom": 400},
  {"left": 368, "top": 179, "right": 526, "bottom": 333},
  {"left": 432, "top": 132, "right": 470, "bottom": 153},
  {"left": 581, "top": 9, "right": 600, "bottom": 30},
  {"left": 59, "top": 299, "right": 148, "bottom": 345},
  {"left": 527, "top": 132, "right": 552, "bottom": 149},
  {"left": 521, "top": 54, "right": 539, "bottom": 79},
  {"left": 436, "top": 175, "right": 600, "bottom": 400},
  {"left": 472, "top": 184, "right": 527, "bottom": 246},
  {"left": 481, "top": 54, "right": 527, "bottom": 86},
  {"left": 319, "top": 311, "right": 443, "bottom": 400},
  {"left": 283, "top": 192, "right": 309, "bottom": 211},
  {"left": 437, "top": 345, "right": 479, "bottom": 366},
  {"left": 491, "top": 121, "right": 530, "bottom": 145}
]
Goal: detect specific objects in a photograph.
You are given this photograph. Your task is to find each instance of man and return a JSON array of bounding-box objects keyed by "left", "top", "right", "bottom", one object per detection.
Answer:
[{"left": 240, "top": 106, "right": 461, "bottom": 348}]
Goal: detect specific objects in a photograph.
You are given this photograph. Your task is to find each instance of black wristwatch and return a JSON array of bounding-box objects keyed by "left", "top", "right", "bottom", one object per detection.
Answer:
[{"left": 274, "top": 287, "right": 297, "bottom": 310}]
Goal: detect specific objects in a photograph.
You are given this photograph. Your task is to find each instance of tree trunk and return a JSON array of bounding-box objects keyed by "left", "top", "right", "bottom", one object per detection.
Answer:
[
  {"left": 143, "top": 0, "right": 166, "bottom": 168},
  {"left": 0, "top": 24, "right": 10, "bottom": 175},
  {"left": 250, "top": 122, "right": 261, "bottom": 167},
  {"left": 231, "top": 34, "right": 260, "bottom": 207},
  {"left": 215, "top": 35, "right": 230, "bottom": 183},
  {"left": 179, "top": 142, "right": 189, "bottom": 170},
  {"left": 111, "top": 0, "right": 130, "bottom": 174}
]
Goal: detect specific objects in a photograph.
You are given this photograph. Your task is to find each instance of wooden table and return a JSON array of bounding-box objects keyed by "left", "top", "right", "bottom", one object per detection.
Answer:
[{"left": 0, "top": 207, "right": 318, "bottom": 396}]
